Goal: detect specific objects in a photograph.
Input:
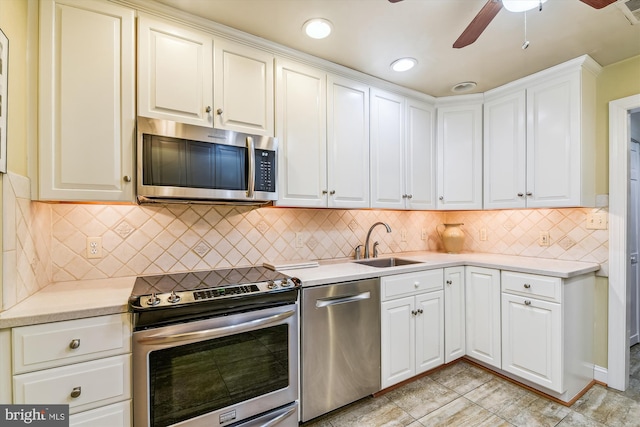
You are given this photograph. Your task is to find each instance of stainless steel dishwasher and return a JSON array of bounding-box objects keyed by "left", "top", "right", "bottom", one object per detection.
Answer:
[{"left": 300, "top": 278, "right": 380, "bottom": 422}]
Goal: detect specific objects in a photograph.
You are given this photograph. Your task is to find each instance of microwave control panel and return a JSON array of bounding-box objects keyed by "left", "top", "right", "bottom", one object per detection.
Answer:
[{"left": 254, "top": 149, "right": 276, "bottom": 192}]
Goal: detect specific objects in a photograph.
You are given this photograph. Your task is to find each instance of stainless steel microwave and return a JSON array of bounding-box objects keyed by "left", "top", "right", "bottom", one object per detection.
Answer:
[{"left": 136, "top": 117, "right": 278, "bottom": 205}]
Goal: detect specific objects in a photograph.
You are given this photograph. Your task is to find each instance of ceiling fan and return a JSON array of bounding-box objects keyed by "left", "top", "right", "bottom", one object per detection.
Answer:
[{"left": 388, "top": 0, "right": 617, "bottom": 48}]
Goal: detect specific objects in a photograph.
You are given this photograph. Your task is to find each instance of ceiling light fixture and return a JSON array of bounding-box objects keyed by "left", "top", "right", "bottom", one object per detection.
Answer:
[
  {"left": 502, "top": 0, "right": 548, "bottom": 13},
  {"left": 451, "top": 81, "right": 477, "bottom": 93},
  {"left": 390, "top": 57, "right": 417, "bottom": 72},
  {"left": 303, "top": 18, "right": 333, "bottom": 39}
]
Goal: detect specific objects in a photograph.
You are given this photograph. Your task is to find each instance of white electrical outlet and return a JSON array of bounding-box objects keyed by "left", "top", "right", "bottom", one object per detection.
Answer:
[
  {"left": 421, "top": 228, "right": 427, "bottom": 240},
  {"left": 479, "top": 228, "right": 487, "bottom": 241},
  {"left": 401, "top": 229, "right": 408, "bottom": 242},
  {"left": 295, "top": 232, "right": 304, "bottom": 248},
  {"left": 539, "top": 231, "right": 550, "bottom": 247},
  {"left": 86, "top": 237, "right": 103, "bottom": 259},
  {"left": 586, "top": 212, "right": 608, "bottom": 230}
]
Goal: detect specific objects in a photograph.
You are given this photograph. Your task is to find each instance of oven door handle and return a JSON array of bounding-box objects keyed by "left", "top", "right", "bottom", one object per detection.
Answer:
[
  {"left": 315, "top": 291, "right": 371, "bottom": 308},
  {"left": 236, "top": 402, "right": 297, "bottom": 427},
  {"left": 138, "top": 309, "right": 295, "bottom": 345}
]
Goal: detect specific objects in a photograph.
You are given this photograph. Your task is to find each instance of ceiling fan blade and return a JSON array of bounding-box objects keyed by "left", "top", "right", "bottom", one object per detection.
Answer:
[
  {"left": 453, "top": 0, "right": 503, "bottom": 49},
  {"left": 578, "top": 0, "right": 616, "bottom": 9},
  {"left": 388, "top": 0, "right": 404, "bottom": 3}
]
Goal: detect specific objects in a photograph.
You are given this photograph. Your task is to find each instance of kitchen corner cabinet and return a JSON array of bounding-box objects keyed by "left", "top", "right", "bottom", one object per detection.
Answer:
[
  {"left": 370, "top": 90, "right": 436, "bottom": 210},
  {"left": 501, "top": 271, "right": 594, "bottom": 399},
  {"left": 444, "top": 266, "right": 465, "bottom": 363},
  {"left": 436, "top": 96, "right": 483, "bottom": 210},
  {"left": 11, "top": 314, "right": 132, "bottom": 426},
  {"left": 381, "top": 270, "right": 444, "bottom": 389},
  {"left": 484, "top": 55, "right": 601, "bottom": 209},
  {"left": 38, "top": 0, "right": 135, "bottom": 202},
  {"left": 276, "top": 59, "right": 369, "bottom": 208},
  {"left": 138, "top": 14, "right": 213, "bottom": 127},
  {"left": 138, "top": 15, "right": 274, "bottom": 136},
  {"left": 465, "top": 266, "right": 501, "bottom": 369}
]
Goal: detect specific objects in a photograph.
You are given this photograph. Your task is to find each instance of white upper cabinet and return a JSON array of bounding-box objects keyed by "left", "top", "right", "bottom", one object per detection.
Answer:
[
  {"left": 484, "top": 56, "right": 601, "bottom": 209},
  {"left": 327, "top": 75, "right": 370, "bottom": 209},
  {"left": 213, "top": 39, "right": 274, "bottom": 136},
  {"left": 371, "top": 90, "right": 436, "bottom": 210},
  {"left": 436, "top": 96, "right": 483, "bottom": 210},
  {"left": 138, "top": 16, "right": 274, "bottom": 135},
  {"left": 405, "top": 99, "right": 436, "bottom": 210},
  {"left": 275, "top": 60, "right": 327, "bottom": 207},
  {"left": 276, "top": 59, "right": 369, "bottom": 208},
  {"left": 138, "top": 14, "right": 213, "bottom": 127},
  {"left": 38, "top": 0, "right": 135, "bottom": 202}
]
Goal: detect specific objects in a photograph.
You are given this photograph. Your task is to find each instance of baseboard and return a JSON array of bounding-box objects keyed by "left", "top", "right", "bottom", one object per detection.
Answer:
[{"left": 594, "top": 365, "right": 608, "bottom": 385}]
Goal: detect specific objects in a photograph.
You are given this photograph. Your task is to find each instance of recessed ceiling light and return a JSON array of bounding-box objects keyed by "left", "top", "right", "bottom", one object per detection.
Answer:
[
  {"left": 451, "top": 81, "right": 477, "bottom": 93},
  {"left": 390, "top": 57, "right": 417, "bottom": 72},
  {"left": 303, "top": 18, "right": 332, "bottom": 39}
]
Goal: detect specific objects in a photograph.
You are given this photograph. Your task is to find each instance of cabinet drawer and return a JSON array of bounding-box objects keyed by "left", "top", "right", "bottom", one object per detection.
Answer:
[
  {"left": 13, "top": 354, "right": 131, "bottom": 415},
  {"left": 501, "top": 271, "right": 561, "bottom": 302},
  {"left": 70, "top": 400, "right": 131, "bottom": 427},
  {"left": 381, "top": 269, "right": 443, "bottom": 300},
  {"left": 12, "top": 314, "right": 131, "bottom": 374}
]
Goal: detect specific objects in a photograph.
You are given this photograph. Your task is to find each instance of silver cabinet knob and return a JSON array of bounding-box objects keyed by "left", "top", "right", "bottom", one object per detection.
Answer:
[
  {"left": 70, "top": 387, "right": 82, "bottom": 398},
  {"left": 524, "top": 283, "right": 531, "bottom": 289},
  {"left": 217, "top": 108, "right": 223, "bottom": 115},
  {"left": 123, "top": 175, "right": 132, "bottom": 182},
  {"left": 417, "top": 309, "right": 423, "bottom": 314},
  {"left": 524, "top": 300, "right": 532, "bottom": 306},
  {"left": 205, "top": 106, "right": 212, "bottom": 113},
  {"left": 411, "top": 310, "right": 417, "bottom": 316},
  {"left": 322, "top": 190, "right": 328, "bottom": 195},
  {"left": 402, "top": 194, "right": 407, "bottom": 199},
  {"left": 526, "top": 192, "right": 533, "bottom": 196},
  {"left": 446, "top": 280, "right": 453, "bottom": 285},
  {"left": 517, "top": 193, "right": 524, "bottom": 197},
  {"left": 329, "top": 190, "right": 335, "bottom": 195},
  {"left": 69, "top": 339, "right": 81, "bottom": 350},
  {"left": 439, "top": 196, "right": 444, "bottom": 201}
]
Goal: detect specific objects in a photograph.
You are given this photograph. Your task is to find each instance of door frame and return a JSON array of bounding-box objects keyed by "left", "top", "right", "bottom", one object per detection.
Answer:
[{"left": 608, "top": 94, "right": 640, "bottom": 390}]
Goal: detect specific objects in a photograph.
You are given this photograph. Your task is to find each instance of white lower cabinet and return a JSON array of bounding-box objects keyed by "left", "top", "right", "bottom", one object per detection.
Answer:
[
  {"left": 11, "top": 314, "right": 132, "bottom": 425},
  {"left": 465, "top": 266, "right": 501, "bottom": 369},
  {"left": 381, "top": 270, "right": 444, "bottom": 389},
  {"left": 444, "top": 266, "right": 465, "bottom": 363}
]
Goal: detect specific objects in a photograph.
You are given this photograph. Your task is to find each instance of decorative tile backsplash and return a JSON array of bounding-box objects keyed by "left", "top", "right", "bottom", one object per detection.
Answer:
[{"left": 1, "top": 171, "right": 609, "bottom": 310}]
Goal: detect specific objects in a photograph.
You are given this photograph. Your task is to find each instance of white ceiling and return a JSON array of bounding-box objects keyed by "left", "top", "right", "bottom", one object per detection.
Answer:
[{"left": 152, "top": 0, "right": 640, "bottom": 97}]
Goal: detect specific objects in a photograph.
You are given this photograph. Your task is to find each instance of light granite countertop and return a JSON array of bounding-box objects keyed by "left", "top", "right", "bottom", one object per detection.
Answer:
[{"left": 0, "top": 252, "right": 600, "bottom": 328}]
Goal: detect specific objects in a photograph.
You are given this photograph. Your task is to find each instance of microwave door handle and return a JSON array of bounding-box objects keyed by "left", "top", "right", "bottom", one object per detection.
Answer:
[
  {"left": 246, "top": 136, "right": 255, "bottom": 198},
  {"left": 138, "top": 309, "right": 295, "bottom": 345}
]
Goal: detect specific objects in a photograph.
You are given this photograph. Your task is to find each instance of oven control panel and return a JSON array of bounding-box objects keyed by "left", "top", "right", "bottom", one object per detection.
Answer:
[{"left": 134, "top": 278, "right": 297, "bottom": 309}]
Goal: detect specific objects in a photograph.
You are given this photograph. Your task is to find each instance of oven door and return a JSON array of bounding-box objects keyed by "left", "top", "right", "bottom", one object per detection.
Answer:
[{"left": 132, "top": 303, "right": 298, "bottom": 427}]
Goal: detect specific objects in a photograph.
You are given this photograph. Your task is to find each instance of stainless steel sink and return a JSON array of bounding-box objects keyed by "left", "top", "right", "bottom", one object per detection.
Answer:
[{"left": 354, "top": 257, "right": 421, "bottom": 268}]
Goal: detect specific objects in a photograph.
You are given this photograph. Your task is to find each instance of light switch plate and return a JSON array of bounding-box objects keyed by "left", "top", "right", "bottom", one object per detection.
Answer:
[{"left": 586, "top": 213, "right": 608, "bottom": 230}]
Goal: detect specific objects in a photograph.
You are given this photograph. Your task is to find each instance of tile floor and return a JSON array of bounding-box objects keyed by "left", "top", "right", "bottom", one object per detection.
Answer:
[{"left": 302, "top": 344, "right": 640, "bottom": 427}]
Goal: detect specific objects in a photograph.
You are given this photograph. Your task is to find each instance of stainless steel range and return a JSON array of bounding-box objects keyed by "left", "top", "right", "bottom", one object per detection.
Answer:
[{"left": 129, "top": 267, "right": 300, "bottom": 427}]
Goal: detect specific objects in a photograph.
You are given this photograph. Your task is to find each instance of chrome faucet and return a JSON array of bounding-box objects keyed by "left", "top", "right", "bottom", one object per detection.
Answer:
[{"left": 364, "top": 222, "right": 392, "bottom": 258}]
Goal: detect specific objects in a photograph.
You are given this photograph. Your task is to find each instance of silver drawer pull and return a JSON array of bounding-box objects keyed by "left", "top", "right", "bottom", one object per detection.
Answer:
[
  {"left": 70, "top": 387, "right": 82, "bottom": 398},
  {"left": 524, "top": 300, "right": 532, "bottom": 306},
  {"left": 524, "top": 284, "right": 531, "bottom": 289},
  {"left": 69, "top": 339, "right": 80, "bottom": 350}
]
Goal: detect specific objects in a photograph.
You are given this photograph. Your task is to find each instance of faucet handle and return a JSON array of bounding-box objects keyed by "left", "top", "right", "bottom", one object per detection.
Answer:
[
  {"left": 373, "top": 241, "right": 380, "bottom": 258},
  {"left": 354, "top": 245, "right": 363, "bottom": 260}
]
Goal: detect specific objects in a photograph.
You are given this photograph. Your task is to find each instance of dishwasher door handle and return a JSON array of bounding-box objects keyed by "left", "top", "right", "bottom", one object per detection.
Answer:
[{"left": 315, "top": 291, "right": 371, "bottom": 308}]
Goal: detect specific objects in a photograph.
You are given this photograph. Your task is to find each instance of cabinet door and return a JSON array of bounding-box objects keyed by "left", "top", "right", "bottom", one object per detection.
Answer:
[
  {"left": 502, "top": 293, "right": 562, "bottom": 392},
  {"left": 415, "top": 291, "right": 444, "bottom": 374},
  {"left": 465, "top": 267, "right": 501, "bottom": 368},
  {"left": 405, "top": 98, "right": 436, "bottom": 210},
  {"left": 381, "top": 297, "right": 415, "bottom": 388},
  {"left": 370, "top": 89, "right": 405, "bottom": 209},
  {"left": 444, "top": 266, "right": 466, "bottom": 363},
  {"left": 436, "top": 102, "right": 483, "bottom": 210},
  {"left": 327, "top": 75, "right": 370, "bottom": 209},
  {"left": 275, "top": 60, "right": 327, "bottom": 207},
  {"left": 483, "top": 90, "right": 527, "bottom": 209},
  {"left": 70, "top": 401, "right": 131, "bottom": 427},
  {"left": 526, "top": 72, "right": 581, "bottom": 207},
  {"left": 138, "top": 14, "right": 213, "bottom": 127},
  {"left": 39, "top": 0, "right": 135, "bottom": 202},
  {"left": 213, "top": 39, "right": 274, "bottom": 136}
]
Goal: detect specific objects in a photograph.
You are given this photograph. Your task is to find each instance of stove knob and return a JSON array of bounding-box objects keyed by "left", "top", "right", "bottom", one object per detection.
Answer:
[
  {"left": 167, "top": 291, "right": 181, "bottom": 304},
  {"left": 147, "top": 293, "right": 160, "bottom": 306},
  {"left": 281, "top": 278, "right": 291, "bottom": 287},
  {"left": 267, "top": 280, "right": 278, "bottom": 289}
]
